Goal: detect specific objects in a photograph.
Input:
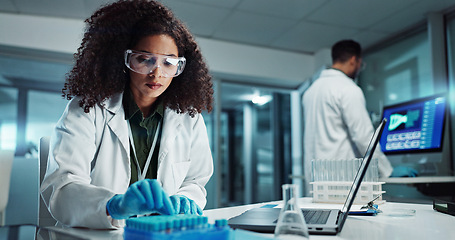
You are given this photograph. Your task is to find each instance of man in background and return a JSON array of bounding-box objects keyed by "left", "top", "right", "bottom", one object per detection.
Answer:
[{"left": 302, "top": 40, "right": 417, "bottom": 194}]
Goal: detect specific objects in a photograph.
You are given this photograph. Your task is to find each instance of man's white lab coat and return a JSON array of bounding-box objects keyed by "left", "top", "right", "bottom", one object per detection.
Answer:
[
  {"left": 303, "top": 69, "right": 393, "bottom": 193},
  {"left": 40, "top": 93, "right": 213, "bottom": 229}
]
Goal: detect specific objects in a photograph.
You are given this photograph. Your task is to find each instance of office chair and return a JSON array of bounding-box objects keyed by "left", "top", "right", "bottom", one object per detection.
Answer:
[
  {"left": 1, "top": 151, "right": 40, "bottom": 239},
  {"left": 3, "top": 156, "right": 39, "bottom": 226},
  {"left": 0, "top": 150, "right": 14, "bottom": 226},
  {"left": 39, "top": 136, "right": 56, "bottom": 226}
]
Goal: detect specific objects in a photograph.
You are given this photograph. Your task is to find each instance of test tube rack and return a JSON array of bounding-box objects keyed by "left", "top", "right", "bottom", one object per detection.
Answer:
[
  {"left": 124, "top": 214, "right": 232, "bottom": 240},
  {"left": 310, "top": 181, "right": 385, "bottom": 204},
  {"left": 310, "top": 158, "right": 385, "bottom": 204}
]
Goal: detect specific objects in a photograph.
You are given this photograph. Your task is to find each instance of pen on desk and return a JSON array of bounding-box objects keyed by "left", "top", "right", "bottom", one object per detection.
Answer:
[
  {"left": 361, "top": 194, "right": 382, "bottom": 210},
  {"left": 369, "top": 194, "right": 382, "bottom": 203}
]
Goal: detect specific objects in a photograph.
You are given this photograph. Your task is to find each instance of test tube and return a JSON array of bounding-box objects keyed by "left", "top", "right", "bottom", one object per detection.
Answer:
[
  {"left": 354, "top": 158, "right": 361, "bottom": 180},
  {"left": 345, "top": 159, "right": 350, "bottom": 182},
  {"left": 347, "top": 158, "right": 353, "bottom": 182},
  {"left": 327, "top": 159, "right": 332, "bottom": 182},
  {"left": 339, "top": 159, "right": 345, "bottom": 182},
  {"left": 311, "top": 159, "right": 317, "bottom": 182},
  {"left": 316, "top": 159, "right": 321, "bottom": 182},
  {"left": 317, "top": 159, "right": 322, "bottom": 182},
  {"left": 325, "top": 159, "right": 332, "bottom": 182},
  {"left": 348, "top": 158, "right": 352, "bottom": 182},
  {"left": 372, "top": 158, "right": 378, "bottom": 182},
  {"left": 321, "top": 159, "right": 327, "bottom": 182},
  {"left": 327, "top": 159, "right": 333, "bottom": 182},
  {"left": 365, "top": 159, "right": 371, "bottom": 182},
  {"left": 332, "top": 159, "right": 337, "bottom": 182}
]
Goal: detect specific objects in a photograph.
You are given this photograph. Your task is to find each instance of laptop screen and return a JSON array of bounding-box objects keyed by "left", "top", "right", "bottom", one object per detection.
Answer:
[{"left": 339, "top": 119, "right": 386, "bottom": 225}]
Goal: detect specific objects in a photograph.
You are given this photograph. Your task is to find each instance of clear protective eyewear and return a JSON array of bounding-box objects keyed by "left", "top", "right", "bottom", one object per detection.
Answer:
[
  {"left": 360, "top": 61, "right": 367, "bottom": 71},
  {"left": 124, "top": 49, "right": 186, "bottom": 77}
]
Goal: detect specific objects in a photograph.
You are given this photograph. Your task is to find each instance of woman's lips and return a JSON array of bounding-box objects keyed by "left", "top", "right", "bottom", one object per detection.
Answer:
[{"left": 146, "top": 82, "right": 161, "bottom": 90}]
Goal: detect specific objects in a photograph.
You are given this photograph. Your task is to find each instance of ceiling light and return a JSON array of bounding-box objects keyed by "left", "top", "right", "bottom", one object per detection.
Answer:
[{"left": 252, "top": 95, "right": 272, "bottom": 106}]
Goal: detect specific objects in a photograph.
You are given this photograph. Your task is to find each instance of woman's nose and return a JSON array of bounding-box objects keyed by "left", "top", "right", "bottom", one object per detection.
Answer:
[{"left": 148, "top": 65, "right": 163, "bottom": 78}]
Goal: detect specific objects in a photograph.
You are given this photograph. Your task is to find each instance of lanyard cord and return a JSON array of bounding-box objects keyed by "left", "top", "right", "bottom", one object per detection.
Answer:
[{"left": 127, "top": 120, "right": 162, "bottom": 181}]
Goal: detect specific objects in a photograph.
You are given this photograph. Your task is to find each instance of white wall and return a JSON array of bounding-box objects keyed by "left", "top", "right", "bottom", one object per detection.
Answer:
[
  {"left": 314, "top": 48, "right": 331, "bottom": 70},
  {"left": 0, "top": 13, "right": 84, "bottom": 54},
  {"left": 197, "top": 38, "right": 314, "bottom": 87},
  {"left": 0, "top": 12, "right": 316, "bottom": 88}
]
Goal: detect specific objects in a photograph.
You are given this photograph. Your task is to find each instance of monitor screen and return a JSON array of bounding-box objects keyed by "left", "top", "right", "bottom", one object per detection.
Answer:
[{"left": 380, "top": 94, "right": 447, "bottom": 154}]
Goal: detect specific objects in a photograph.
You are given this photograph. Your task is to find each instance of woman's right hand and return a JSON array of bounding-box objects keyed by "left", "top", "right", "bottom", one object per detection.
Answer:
[{"left": 106, "top": 179, "right": 175, "bottom": 219}]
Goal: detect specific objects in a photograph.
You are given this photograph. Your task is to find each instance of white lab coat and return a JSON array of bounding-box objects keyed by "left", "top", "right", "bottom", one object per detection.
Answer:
[
  {"left": 302, "top": 69, "right": 393, "bottom": 194},
  {"left": 40, "top": 92, "right": 213, "bottom": 229}
]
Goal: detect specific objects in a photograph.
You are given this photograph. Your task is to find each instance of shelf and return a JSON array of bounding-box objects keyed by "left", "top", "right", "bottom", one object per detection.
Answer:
[{"left": 381, "top": 176, "right": 455, "bottom": 184}]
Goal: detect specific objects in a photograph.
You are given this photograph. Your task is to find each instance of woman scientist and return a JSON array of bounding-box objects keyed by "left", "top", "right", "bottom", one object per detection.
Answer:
[{"left": 40, "top": 0, "right": 214, "bottom": 229}]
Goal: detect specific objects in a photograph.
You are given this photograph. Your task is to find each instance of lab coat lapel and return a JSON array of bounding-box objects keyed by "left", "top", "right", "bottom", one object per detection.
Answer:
[{"left": 104, "top": 93, "right": 129, "bottom": 153}]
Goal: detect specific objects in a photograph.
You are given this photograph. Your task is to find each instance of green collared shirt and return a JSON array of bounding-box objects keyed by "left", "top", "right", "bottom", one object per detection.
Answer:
[{"left": 123, "top": 90, "right": 164, "bottom": 185}]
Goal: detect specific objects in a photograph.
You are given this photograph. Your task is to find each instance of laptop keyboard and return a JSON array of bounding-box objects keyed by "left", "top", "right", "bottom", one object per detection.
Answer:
[{"left": 302, "top": 210, "right": 330, "bottom": 224}]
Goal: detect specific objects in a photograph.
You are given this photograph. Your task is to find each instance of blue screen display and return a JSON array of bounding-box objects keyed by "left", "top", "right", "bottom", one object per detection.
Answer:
[{"left": 380, "top": 95, "right": 446, "bottom": 154}]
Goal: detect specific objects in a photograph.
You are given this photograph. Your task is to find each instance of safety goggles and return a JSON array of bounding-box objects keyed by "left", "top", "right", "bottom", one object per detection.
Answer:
[
  {"left": 360, "top": 61, "right": 367, "bottom": 71},
  {"left": 124, "top": 49, "right": 186, "bottom": 77}
]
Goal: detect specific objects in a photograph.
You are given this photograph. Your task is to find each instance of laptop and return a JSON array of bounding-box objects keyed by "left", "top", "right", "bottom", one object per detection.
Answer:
[{"left": 228, "top": 118, "right": 387, "bottom": 235}]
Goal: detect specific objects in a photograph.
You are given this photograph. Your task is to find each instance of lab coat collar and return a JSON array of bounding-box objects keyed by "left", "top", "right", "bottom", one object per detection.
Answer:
[
  {"left": 103, "top": 92, "right": 124, "bottom": 116},
  {"left": 322, "top": 68, "right": 355, "bottom": 82},
  {"left": 100, "top": 92, "right": 184, "bottom": 164},
  {"left": 103, "top": 93, "right": 130, "bottom": 154},
  {"left": 322, "top": 68, "right": 347, "bottom": 77}
]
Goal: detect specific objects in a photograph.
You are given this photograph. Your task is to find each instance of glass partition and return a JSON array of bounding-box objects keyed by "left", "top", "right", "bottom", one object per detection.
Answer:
[
  {"left": 360, "top": 21, "right": 453, "bottom": 180},
  {"left": 360, "top": 29, "right": 432, "bottom": 126},
  {"left": 0, "top": 87, "right": 18, "bottom": 150},
  {"left": 218, "top": 82, "right": 291, "bottom": 206},
  {"left": 0, "top": 52, "right": 69, "bottom": 156},
  {"left": 446, "top": 14, "right": 455, "bottom": 177},
  {"left": 26, "top": 91, "right": 68, "bottom": 158}
]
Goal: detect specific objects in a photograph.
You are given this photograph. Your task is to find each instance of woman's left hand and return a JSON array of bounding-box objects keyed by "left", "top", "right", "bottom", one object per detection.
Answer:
[{"left": 170, "top": 195, "right": 203, "bottom": 215}]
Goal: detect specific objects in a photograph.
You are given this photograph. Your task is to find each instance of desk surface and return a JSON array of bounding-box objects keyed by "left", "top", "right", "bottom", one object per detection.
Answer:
[
  {"left": 205, "top": 198, "right": 455, "bottom": 239},
  {"left": 38, "top": 198, "right": 455, "bottom": 240}
]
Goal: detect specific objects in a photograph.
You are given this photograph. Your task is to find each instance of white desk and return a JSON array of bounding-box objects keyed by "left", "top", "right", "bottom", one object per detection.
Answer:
[
  {"left": 34, "top": 198, "right": 455, "bottom": 239},
  {"left": 204, "top": 197, "right": 455, "bottom": 240}
]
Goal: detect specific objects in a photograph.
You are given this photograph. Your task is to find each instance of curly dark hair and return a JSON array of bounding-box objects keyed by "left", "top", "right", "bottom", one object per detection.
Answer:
[{"left": 63, "top": 0, "right": 213, "bottom": 117}]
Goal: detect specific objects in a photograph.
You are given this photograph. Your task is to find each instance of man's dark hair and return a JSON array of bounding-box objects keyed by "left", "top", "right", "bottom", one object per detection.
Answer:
[{"left": 331, "top": 40, "right": 362, "bottom": 63}]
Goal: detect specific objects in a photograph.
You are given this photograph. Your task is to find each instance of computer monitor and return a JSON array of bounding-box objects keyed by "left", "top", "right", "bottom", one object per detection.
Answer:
[{"left": 380, "top": 94, "right": 447, "bottom": 155}]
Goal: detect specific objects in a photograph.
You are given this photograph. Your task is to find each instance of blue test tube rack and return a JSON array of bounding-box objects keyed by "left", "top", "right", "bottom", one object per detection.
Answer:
[{"left": 124, "top": 214, "right": 232, "bottom": 240}]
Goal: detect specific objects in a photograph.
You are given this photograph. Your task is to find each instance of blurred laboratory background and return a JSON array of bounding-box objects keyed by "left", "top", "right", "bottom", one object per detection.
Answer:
[{"left": 1, "top": 0, "right": 455, "bottom": 211}]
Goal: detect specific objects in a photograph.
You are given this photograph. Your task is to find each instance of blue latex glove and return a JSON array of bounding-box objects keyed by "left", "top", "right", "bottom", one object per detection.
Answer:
[
  {"left": 106, "top": 179, "right": 175, "bottom": 219},
  {"left": 170, "top": 195, "right": 203, "bottom": 215},
  {"left": 390, "top": 166, "right": 418, "bottom": 177}
]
